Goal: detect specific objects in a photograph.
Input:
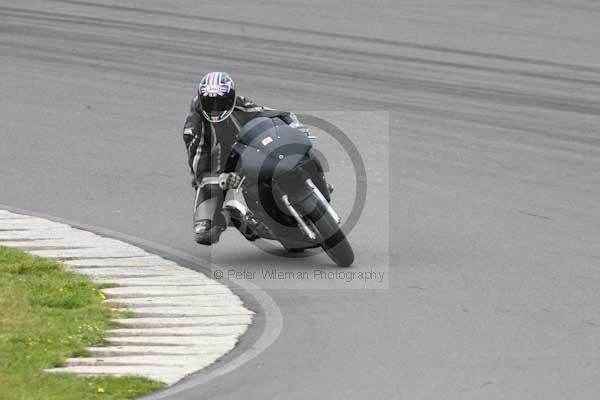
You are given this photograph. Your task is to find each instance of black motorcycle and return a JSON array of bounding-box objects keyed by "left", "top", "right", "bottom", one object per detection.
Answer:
[{"left": 222, "top": 116, "right": 354, "bottom": 267}]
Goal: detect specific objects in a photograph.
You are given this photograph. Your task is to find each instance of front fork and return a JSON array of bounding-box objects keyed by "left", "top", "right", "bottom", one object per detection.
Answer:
[
  {"left": 281, "top": 193, "right": 317, "bottom": 240},
  {"left": 308, "top": 151, "right": 331, "bottom": 203},
  {"left": 305, "top": 179, "right": 340, "bottom": 224},
  {"left": 280, "top": 178, "right": 341, "bottom": 240}
]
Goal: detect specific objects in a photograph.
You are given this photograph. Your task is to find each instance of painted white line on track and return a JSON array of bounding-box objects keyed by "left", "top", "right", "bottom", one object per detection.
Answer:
[{"left": 0, "top": 209, "right": 254, "bottom": 386}]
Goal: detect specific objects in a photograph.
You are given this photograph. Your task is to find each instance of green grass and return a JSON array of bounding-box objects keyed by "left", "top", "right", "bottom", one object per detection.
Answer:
[{"left": 0, "top": 246, "right": 165, "bottom": 400}]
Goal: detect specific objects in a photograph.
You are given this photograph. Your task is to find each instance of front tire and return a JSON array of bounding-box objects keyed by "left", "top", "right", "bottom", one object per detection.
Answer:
[
  {"left": 285, "top": 247, "right": 306, "bottom": 253},
  {"left": 298, "top": 193, "right": 354, "bottom": 267}
]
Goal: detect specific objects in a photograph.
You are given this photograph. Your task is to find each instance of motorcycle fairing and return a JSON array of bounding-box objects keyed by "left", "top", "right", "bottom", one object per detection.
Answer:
[{"left": 233, "top": 117, "right": 313, "bottom": 183}]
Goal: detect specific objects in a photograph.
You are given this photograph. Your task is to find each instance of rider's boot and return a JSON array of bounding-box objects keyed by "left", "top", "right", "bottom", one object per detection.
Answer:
[{"left": 224, "top": 203, "right": 260, "bottom": 242}]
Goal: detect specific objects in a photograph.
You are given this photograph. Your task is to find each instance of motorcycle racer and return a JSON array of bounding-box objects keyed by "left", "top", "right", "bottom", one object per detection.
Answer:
[{"left": 183, "top": 72, "right": 327, "bottom": 245}]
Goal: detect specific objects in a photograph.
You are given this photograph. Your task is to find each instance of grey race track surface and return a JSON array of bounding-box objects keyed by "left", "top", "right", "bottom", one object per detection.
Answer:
[{"left": 2, "top": 1, "right": 600, "bottom": 399}]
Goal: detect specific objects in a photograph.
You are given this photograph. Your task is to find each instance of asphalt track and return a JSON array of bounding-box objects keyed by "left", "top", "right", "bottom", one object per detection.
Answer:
[{"left": 2, "top": 1, "right": 600, "bottom": 399}]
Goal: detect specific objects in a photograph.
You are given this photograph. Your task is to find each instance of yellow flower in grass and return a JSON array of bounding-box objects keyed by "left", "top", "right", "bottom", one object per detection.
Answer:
[{"left": 97, "top": 387, "right": 105, "bottom": 393}]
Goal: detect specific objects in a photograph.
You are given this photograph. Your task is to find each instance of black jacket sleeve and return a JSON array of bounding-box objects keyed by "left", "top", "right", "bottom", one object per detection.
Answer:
[
  {"left": 183, "top": 95, "right": 214, "bottom": 182},
  {"left": 183, "top": 111, "right": 202, "bottom": 174},
  {"left": 194, "top": 128, "right": 213, "bottom": 182}
]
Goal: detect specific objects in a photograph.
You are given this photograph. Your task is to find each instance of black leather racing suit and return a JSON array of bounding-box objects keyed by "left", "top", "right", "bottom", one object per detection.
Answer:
[{"left": 183, "top": 95, "right": 306, "bottom": 245}]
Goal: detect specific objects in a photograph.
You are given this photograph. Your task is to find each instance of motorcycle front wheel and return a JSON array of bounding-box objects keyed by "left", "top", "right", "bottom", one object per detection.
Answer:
[{"left": 297, "top": 192, "right": 354, "bottom": 267}]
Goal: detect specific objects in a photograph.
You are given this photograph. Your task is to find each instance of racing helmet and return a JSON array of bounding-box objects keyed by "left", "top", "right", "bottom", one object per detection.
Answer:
[{"left": 198, "top": 72, "right": 236, "bottom": 123}]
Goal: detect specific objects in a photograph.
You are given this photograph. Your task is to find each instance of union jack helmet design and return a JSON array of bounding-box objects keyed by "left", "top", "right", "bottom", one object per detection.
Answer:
[{"left": 198, "top": 72, "right": 236, "bottom": 123}]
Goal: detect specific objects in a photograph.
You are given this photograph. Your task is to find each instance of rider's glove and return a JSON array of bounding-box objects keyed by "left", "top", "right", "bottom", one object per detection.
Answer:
[
  {"left": 296, "top": 124, "right": 311, "bottom": 137},
  {"left": 218, "top": 172, "right": 242, "bottom": 191},
  {"left": 284, "top": 112, "right": 311, "bottom": 137}
]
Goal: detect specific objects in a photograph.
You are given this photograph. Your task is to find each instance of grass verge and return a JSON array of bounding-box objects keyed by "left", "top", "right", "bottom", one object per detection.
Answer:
[{"left": 0, "top": 246, "right": 165, "bottom": 400}]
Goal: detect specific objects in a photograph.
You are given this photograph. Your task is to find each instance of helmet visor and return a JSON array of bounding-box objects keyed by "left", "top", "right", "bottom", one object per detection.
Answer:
[{"left": 200, "top": 94, "right": 235, "bottom": 115}]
